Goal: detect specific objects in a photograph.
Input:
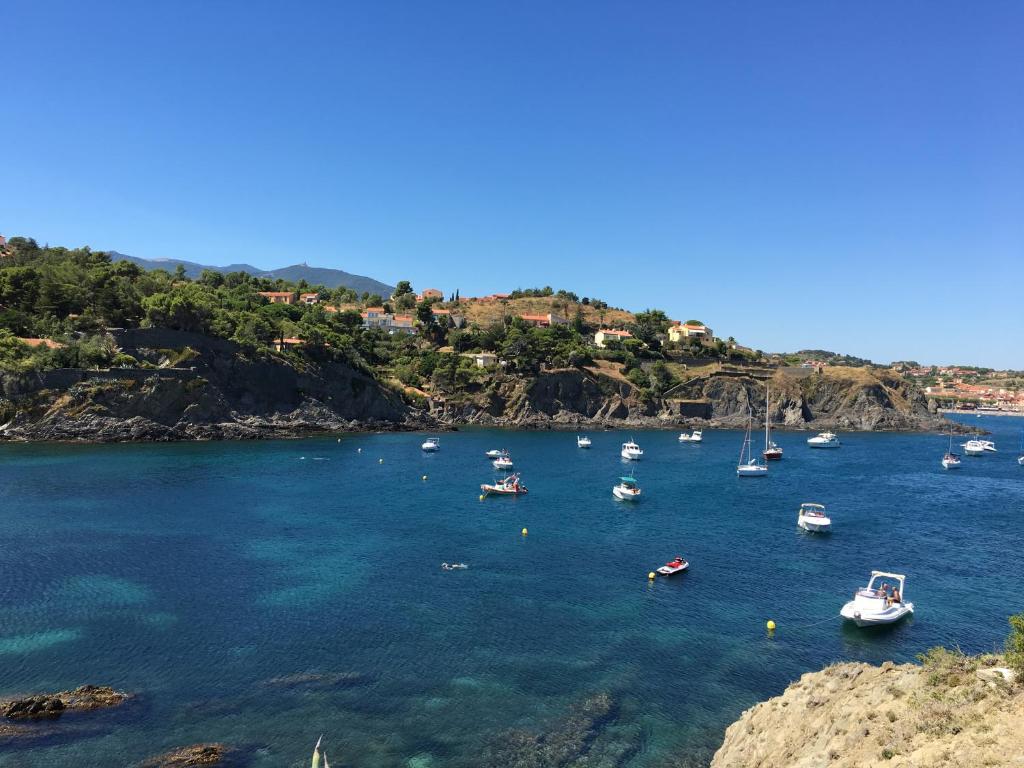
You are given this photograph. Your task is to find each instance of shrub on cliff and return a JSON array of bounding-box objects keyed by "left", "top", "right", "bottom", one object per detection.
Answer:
[{"left": 1006, "top": 613, "right": 1024, "bottom": 682}]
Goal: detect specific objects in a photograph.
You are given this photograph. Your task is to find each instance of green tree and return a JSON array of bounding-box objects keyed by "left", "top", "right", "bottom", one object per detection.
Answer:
[
  {"left": 393, "top": 280, "right": 414, "bottom": 297},
  {"left": 1007, "top": 613, "right": 1024, "bottom": 681}
]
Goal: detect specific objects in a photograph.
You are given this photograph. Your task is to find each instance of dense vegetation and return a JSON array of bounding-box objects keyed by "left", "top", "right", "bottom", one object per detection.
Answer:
[{"left": 0, "top": 238, "right": 753, "bottom": 404}]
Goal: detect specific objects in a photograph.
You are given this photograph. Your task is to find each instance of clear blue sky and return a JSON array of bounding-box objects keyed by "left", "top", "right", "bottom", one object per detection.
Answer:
[{"left": 2, "top": 1, "right": 1021, "bottom": 367}]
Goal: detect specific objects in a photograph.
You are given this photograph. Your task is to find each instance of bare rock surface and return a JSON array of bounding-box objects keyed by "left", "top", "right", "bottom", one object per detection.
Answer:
[{"left": 136, "top": 743, "right": 230, "bottom": 767}]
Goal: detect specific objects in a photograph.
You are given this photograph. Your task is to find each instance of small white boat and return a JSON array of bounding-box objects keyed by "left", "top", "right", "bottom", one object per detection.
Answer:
[
  {"left": 797, "top": 502, "right": 831, "bottom": 532},
  {"left": 656, "top": 556, "right": 689, "bottom": 576},
  {"left": 612, "top": 476, "right": 641, "bottom": 501},
  {"left": 763, "top": 388, "right": 783, "bottom": 460},
  {"left": 493, "top": 455, "right": 514, "bottom": 471},
  {"left": 961, "top": 439, "right": 987, "bottom": 456},
  {"left": 807, "top": 432, "right": 840, "bottom": 448},
  {"left": 1018, "top": 455, "right": 1024, "bottom": 467},
  {"left": 621, "top": 440, "right": 644, "bottom": 461},
  {"left": 421, "top": 437, "right": 441, "bottom": 452},
  {"left": 678, "top": 429, "right": 703, "bottom": 443},
  {"left": 840, "top": 571, "right": 913, "bottom": 627},
  {"left": 981, "top": 440, "right": 997, "bottom": 452},
  {"left": 941, "top": 429, "right": 960, "bottom": 469},
  {"left": 480, "top": 473, "right": 528, "bottom": 497},
  {"left": 577, "top": 435, "right": 592, "bottom": 448},
  {"left": 737, "top": 412, "right": 767, "bottom": 477},
  {"left": 484, "top": 448, "right": 507, "bottom": 459}
]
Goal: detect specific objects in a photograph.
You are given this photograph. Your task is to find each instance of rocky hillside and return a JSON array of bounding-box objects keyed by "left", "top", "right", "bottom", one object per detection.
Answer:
[
  {"left": 430, "top": 364, "right": 957, "bottom": 433},
  {"left": 711, "top": 655, "right": 1021, "bottom": 768},
  {"left": 0, "top": 329, "right": 412, "bottom": 441}
]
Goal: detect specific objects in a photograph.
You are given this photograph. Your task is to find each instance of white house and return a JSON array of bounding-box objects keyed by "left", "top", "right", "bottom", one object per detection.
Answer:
[{"left": 594, "top": 329, "right": 633, "bottom": 348}]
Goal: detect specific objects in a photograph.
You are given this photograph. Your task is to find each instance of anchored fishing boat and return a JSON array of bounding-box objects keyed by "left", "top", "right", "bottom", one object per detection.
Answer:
[
  {"left": 621, "top": 440, "right": 644, "bottom": 461},
  {"left": 577, "top": 435, "right": 592, "bottom": 448},
  {"left": 484, "top": 448, "right": 507, "bottom": 459},
  {"left": 678, "top": 429, "right": 703, "bottom": 443},
  {"left": 807, "top": 432, "right": 840, "bottom": 448},
  {"left": 492, "top": 455, "right": 514, "bottom": 471},
  {"left": 840, "top": 571, "right": 914, "bottom": 627},
  {"left": 421, "top": 437, "right": 441, "bottom": 452}
]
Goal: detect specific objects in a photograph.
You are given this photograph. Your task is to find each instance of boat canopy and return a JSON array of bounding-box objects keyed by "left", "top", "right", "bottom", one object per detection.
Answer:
[
  {"left": 800, "top": 503, "right": 826, "bottom": 510},
  {"left": 619, "top": 476, "right": 638, "bottom": 484}
]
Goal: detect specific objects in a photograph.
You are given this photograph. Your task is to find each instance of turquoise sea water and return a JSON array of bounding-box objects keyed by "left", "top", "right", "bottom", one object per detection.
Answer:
[{"left": 1, "top": 416, "right": 1022, "bottom": 767}]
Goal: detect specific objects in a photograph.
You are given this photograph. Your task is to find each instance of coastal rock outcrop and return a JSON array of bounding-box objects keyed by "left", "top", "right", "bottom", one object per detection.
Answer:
[
  {"left": 137, "top": 743, "right": 230, "bottom": 767},
  {"left": 1, "top": 685, "right": 129, "bottom": 719},
  {"left": 711, "top": 657, "right": 1023, "bottom": 768}
]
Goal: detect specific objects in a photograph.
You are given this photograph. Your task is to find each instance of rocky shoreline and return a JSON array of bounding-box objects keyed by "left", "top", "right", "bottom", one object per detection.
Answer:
[{"left": 0, "top": 329, "right": 973, "bottom": 444}]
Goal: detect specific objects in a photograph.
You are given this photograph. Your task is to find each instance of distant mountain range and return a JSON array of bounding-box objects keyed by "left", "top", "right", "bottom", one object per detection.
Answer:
[{"left": 108, "top": 252, "right": 394, "bottom": 296}]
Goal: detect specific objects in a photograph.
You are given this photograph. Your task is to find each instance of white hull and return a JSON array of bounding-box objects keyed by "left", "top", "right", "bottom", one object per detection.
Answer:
[
  {"left": 678, "top": 430, "right": 703, "bottom": 443},
  {"left": 577, "top": 440, "right": 591, "bottom": 449},
  {"left": 612, "top": 486, "right": 641, "bottom": 501},
  {"left": 941, "top": 458, "right": 961, "bottom": 469},
  {"left": 737, "top": 463, "right": 767, "bottom": 477},
  {"left": 422, "top": 442, "right": 440, "bottom": 452},
  {"left": 807, "top": 440, "right": 840, "bottom": 448},
  {"left": 493, "top": 460, "right": 514, "bottom": 471},
  {"left": 656, "top": 562, "right": 689, "bottom": 575},
  {"left": 840, "top": 601, "right": 913, "bottom": 627},
  {"left": 963, "top": 447, "right": 984, "bottom": 456},
  {"left": 798, "top": 515, "right": 831, "bottom": 532},
  {"left": 1019, "top": 456, "right": 1024, "bottom": 466},
  {"left": 621, "top": 450, "right": 643, "bottom": 461}
]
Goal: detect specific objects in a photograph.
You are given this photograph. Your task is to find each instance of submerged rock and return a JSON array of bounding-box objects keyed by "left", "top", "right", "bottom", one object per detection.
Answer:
[
  {"left": 261, "top": 670, "right": 366, "bottom": 689},
  {"left": 137, "top": 743, "right": 230, "bottom": 767},
  {"left": 1, "top": 685, "right": 128, "bottom": 719}
]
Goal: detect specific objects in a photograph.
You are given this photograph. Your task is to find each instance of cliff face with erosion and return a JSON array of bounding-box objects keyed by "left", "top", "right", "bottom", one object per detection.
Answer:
[
  {"left": 0, "top": 329, "right": 411, "bottom": 441},
  {"left": 712, "top": 658, "right": 1021, "bottom": 768}
]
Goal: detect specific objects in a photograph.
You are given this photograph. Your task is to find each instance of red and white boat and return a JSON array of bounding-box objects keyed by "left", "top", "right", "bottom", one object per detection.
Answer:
[
  {"left": 656, "top": 556, "right": 689, "bottom": 576},
  {"left": 481, "top": 473, "right": 528, "bottom": 497}
]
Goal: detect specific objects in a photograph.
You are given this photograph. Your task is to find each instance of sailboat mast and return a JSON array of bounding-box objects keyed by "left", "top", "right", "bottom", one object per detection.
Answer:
[{"left": 765, "top": 386, "right": 770, "bottom": 451}]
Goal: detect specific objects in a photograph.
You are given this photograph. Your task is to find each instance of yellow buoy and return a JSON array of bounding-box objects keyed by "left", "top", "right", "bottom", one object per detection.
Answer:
[
  {"left": 479, "top": 494, "right": 485, "bottom": 501},
  {"left": 766, "top": 620, "right": 776, "bottom": 632},
  {"left": 648, "top": 571, "right": 656, "bottom": 580},
  {"left": 521, "top": 527, "right": 528, "bottom": 536}
]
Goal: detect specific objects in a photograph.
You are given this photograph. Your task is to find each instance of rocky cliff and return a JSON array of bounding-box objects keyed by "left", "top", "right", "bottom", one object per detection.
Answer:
[
  {"left": 0, "top": 329, "right": 412, "bottom": 441},
  {"left": 711, "top": 656, "right": 1021, "bottom": 768}
]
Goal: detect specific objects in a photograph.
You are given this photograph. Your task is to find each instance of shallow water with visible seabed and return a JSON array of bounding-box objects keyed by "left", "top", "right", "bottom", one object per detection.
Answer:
[{"left": 0, "top": 415, "right": 1021, "bottom": 767}]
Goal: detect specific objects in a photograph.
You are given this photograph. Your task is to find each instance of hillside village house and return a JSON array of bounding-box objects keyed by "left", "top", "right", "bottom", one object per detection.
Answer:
[
  {"left": 464, "top": 352, "right": 499, "bottom": 368},
  {"left": 431, "top": 307, "right": 465, "bottom": 327},
  {"left": 272, "top": 337, "right": 303, "bottom": 351},
  {"left": 667, "top": 322, "right": 714, "bottom": 343},
  {"left": 360, "top": 308, "right": 416, "bottom": 334},
  {"left": 299, "top": 292, "right": 319, "bottom": 305},
  {"left": 417, "top": 288, "right": 444, "bottom": 301},
  {"left": 594, "top": 328, "right": 632, "bottom": 348},
  {"left": 258, "top": 291, "right": 296, "bottom": 305},
  {"left": 518, "top": 313, "right": 567, "bottom": 328}
]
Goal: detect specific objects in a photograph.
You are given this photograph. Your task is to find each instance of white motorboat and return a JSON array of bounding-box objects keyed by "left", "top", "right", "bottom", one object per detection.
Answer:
[
  {"left": 484, "top": 448, "right": 507, "bottom": 459},
  {"left": 840, "top": 571, "right": 914, "bottom": 627},
  {"left": 612, "top": 476, "right": 641, "bottom": 501},
  {"left": 1018, "top": 455, "right": 1024, "bottom": 466},
  {"left": 421, "top": 437, "right": 441, "bottom": 452},
  {"left": 762, "top": 387, "right": 783, "bottom": 460},
  {"left": 656, "top": 556, "right": 689, "bottom": 576},
  {"left": 480, "top": 473, "right": 528, "bottom": 497},
  {"left": 492, "top": 455, "right": 514, "bottom": 471},
  {"left": 807, "top": 432, "right": 840, "bottom": 448},
  {"left": 678, "top": 429, "right": 703, "bottom": 443},
  {"left": 577, "top": 435, "right": 592, "bottom": 448},
  {"left": 961, "top": 439, "right": 987, "bottom": 456},
  {"left": 621, "top": 440, "right": 644, "bottom": 461},
  {"left": 737, "top": 412, "right": 767, "bottom": 477},
  {"left": 1018, "top": 430, "right": 1023, "bottom": 466},
  {"left": 797, "top": 502, "right": 831, "bottom": 532}
]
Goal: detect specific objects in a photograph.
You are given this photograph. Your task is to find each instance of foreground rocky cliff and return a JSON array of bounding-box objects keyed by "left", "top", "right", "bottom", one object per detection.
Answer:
[
  {"left": 711, "top": 656, "right": 1021, "bottom": 768},
  {"left": 0, "top": 329, "right": 412, "bottom": 441}
]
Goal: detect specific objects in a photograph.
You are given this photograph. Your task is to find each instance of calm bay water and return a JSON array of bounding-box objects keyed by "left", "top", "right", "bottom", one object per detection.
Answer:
[{"left": 1, "top": 416, "right": 1022, "bottom": 767}]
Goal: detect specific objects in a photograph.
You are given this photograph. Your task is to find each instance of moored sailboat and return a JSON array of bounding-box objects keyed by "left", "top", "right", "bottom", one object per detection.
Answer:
[
  {"left": 737, "top": 411, "right": 768, "bottom": 477},
  {"left": 762, "top": 386, "right": 782, "bottom": 460}
]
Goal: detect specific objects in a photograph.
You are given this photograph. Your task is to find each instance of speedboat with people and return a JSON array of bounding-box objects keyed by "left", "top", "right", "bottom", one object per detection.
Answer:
[
  {"left": 484, "top": 448, "right": 507, "bottom": 459},
  {"left": 797, "top": 502, "right": 831, "bottom": 532},
  {"left": 656, "top": 556, "right": 689, "bottom": 576},
  {"left": 421, "top": 437, "right": 441, "bottom": 452},
  {"left": 737, "top": 411, "right": 768, "bottom": 477},
  {"left": 807, "top": 432, "right": 840, "bottom": 448},
  {"left": 678, "top": 429, "right": 703, "bottom": 443},
  {"left": 840, "top": 571, "right": 914, "bottom": 627},
  {"left": 492, "top": 455, "right": 514, "bottom": 471},
  {"left": 577, "top": 435, "right": 592, "bottom": 448},
  {"left": 612, "top": 476, "right": 641, "bottom": 501},
  {"left": 621, "top": 440, "right": 644, "bottom": 461},
  {"left": 480, "top": 473, "right": 528, "bottom": 497}
]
